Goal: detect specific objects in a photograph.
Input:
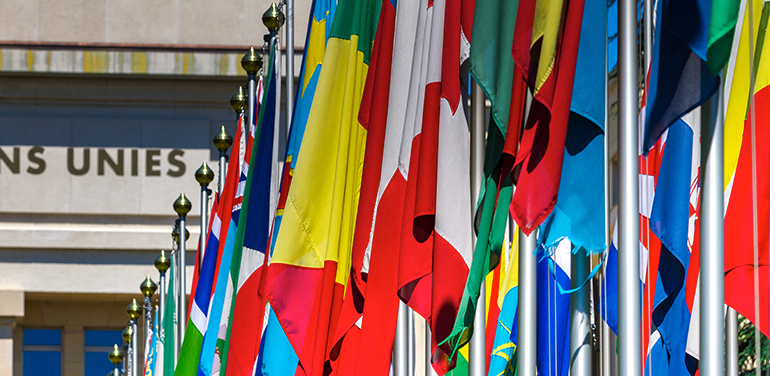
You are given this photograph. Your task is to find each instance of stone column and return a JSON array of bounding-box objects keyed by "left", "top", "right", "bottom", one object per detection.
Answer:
[{"left": 0, "top": 291, "right": 24, "bottom": 376}]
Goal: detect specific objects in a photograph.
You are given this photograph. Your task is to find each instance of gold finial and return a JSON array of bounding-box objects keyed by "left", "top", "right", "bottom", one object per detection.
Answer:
[
  {"left": 121, "top": 325, "right": 133, "bottom": 342},
  {"left": 140, "top": 275, "right": 157, "bottom": 298},
  {"left": 173, "top": 193, "right": 192, "bottom": 216},
  {"left": 171, "top": 223, "right": 190, "bottom": 243},
  {"left": 241, "top": 47, "right": 263, "bottom": 75},
  {"left": 126, "top": 298, "right": 142, "bottom": 320},
  {"left": 195, "top": 162, "right": 215, "bottom": 186},
  {"left": 262, "top": 3, "right": 285, "bottom": 32},
  {"left": 108, "top": 344, "right": 124, "bottom": 365},
  {"left": 154, "top": 250, "right": 170, "bottom": 273},
  {"left": 213, "top": 125, "right": 234, "bottom": 153},
  {"left": 229, "top": 86, "right": 248, "bottom": 115}
]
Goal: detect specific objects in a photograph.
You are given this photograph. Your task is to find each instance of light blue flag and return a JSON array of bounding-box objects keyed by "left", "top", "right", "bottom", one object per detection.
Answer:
[{"left": 538, "top": 0, "right": 607, "bottom": 256}]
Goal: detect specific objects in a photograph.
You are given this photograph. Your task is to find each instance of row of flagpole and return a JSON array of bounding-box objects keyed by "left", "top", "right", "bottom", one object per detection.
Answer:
[{"left": 99, "top": 0, "right": 754, "bottom": 374}]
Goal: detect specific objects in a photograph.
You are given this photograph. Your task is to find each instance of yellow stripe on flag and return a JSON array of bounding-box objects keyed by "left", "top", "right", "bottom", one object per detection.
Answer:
[
  {"left": 724, "top": 0, "right": 762, "bottom": 190},
  {"left": 271, "top": 35, "right": 369, "bottom": 287}
]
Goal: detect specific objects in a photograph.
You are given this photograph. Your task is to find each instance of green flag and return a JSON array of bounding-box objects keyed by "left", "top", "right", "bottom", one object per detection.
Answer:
[
  {"left": 439, "top": 0, "right": 519, "bottom": 360},
  {"left": 162, "top": 258, "right": 176, "bottom": 376},
  {"left": 706, "top": 0, "right": 742, "bottom": 74}
]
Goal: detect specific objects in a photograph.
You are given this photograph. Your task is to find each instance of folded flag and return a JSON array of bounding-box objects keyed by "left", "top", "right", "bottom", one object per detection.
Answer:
[{"left": 263, "top": 0, "right": 380, "bottom": 373}]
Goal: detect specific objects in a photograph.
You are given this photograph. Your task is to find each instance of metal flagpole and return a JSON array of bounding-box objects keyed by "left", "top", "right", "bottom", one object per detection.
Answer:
[
  {"left": 140, "top": 276, "right": 157, "bottom": 364},
  {"left": 469, "top": 76, "right": 486, "bottom": 376},
  {"left": 213, "top": 125, "right": 232, "bottom": 195},
  {"left": 174, "top": 193, "right": 192, "bottom": 346},
  {"left": 122, "top": 326, "right": 132, "bottom": 376},
  {"left": 726, "top": 308, "right": 739, "bottom": 376},
  {"left": 700, "top": 75, "right": 725, "bottom": 376},
  {"left": 195, "top": 163, "right": 213, "bottom": 270},
  {"left": 109, "top": 345, "right": 123, "bottom": 376},
  {"left": 394, "top": 302, "right": 409, "bottom": 376},
  {"left": 408, "top": 307, "right": 415, "bottom": 374},
  {"left": 618, "top": 0, "right": 641, "bottom": 372},
  {"left": 518, "top": 228, "right": 538, "bottom": 376},
  {"left": 126, "top": 299, "right": 141, "bottom": 376},
  {"left": 426, "top": 325, "right": 439, "bottom": 376},
  {"left": 285, "top": 0, "right": 294, "bottom": 129},
  {"left": 242, "top": 47, "right": 262, "bottom": 136},
  {"left": 154, "top": 251, "right": 170, "bottom": 332},
  {"left": 571, "top": 251, "right": 593, "bottom": 376}
]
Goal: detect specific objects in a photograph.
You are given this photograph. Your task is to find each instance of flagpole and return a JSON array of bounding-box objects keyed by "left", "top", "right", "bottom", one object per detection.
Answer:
[
  {"left": 726, "top": 308, "right": 739, "bottom": 376},
  {"left": 109, "top": 345, "right": 123, "bottom": 376},
  {"left": 127, "top": 299, "right": 141, "bottom": 376},
  {"left": 213, "top": 126, "right": 233, "bottom": 195},
  {"left": 700, "top": 75, "right": 725, "bottom": 376},
  {"left": 195, "top": 163, "right": 214, "bottom": 269},
  {"left": 174, "top": 193, "right": 192, "bottom": 347},
  {"left": 571, "top": 251, "right": 593, "bottom": 376},
  {"left": 154, "top": 251, "right": 170, "bottom": 336},
  {"left": 284, "top": 0, "right": 294, "bottom": 129},
  {"left": 408, "top": 307, "right": 415, "bottom": 375},
  {"left": 618, "top": 0, "right": 641, "bottom": 373},
  {"left": 518, "top": 229, "right": 538, "bottom": 376},
  {"left": 394, "top": 302, "right": 409, "bottom": 376},
  {"left": 122, "top": 326, "right": 132, "bottom": 376},
  {"left": 468, "top": 76, "right": 487, "bottom": 376},
  {"left": 140, "top": 276, "right": 157, "bottom": 367}
]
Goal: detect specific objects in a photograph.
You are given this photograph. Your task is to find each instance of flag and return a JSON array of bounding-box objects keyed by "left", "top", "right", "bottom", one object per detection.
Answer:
[
  {"left": 642, "top": 0, "right": 740, "bottom": 150},
  {"left": 537, "top": 240, "right": 572, "bottom": 376},
  {"left": 220, "top": 43, "right": 278, "bottom": 376},
  {"left": 509, "top": 0, "right": 587, "bottom": 234},
  {"left": 194, "top": 113, "right": 247, "bottom": 376},
  {"left": 487, "top": 226, "right": 519, "bottom": 376},
  {"left": 440, "top": 0, "right": 519, "bottom": 355},
  {"left": 646, "top": 111, "right": 700, "bottom": 376},
  {"left": 145, "top": 310, "right": 159, "bottom": 376},
  {"left": 161, "top": 254, "right": 176, "bottom": 376},
  {"left": 394, "top": 0, "right": 474, "bottom": 372},
  {"left": 174, "top": 195, "right": 221, "bottom": 376},
  {"left": 258, "top": 1, "right": 338, "bottom": 374},
  {"left": 263, "top": 0, "right": 381, "bottom": 373},
  {"left": 538, "top": 0, "right": 607, "bottom": 254},
  {"left": 723, "top": 0, "right": 770, "bottom": 337},
  {"left": 325, "top": 0, "right": 403, "bottom": 374}
]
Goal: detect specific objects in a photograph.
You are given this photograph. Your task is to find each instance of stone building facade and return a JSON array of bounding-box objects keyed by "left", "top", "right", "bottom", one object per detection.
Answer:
[{"left": 0, "top": 1, "right": 310, "bottom": 375}]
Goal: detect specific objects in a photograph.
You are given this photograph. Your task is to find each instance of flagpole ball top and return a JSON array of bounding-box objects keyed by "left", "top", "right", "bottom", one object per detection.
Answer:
[
  {"left": 108, "top": 344, "right": 124, "bottom": 365},
  {"left": 241, "top": 47, "right": 263, "bottom": 75},
  {"left": 229, "top": 86, "right": 248, "bottom": 115},
  {"left": 125, "top": 298, "right": 142, "bottom": 320},
  {"left": 140, "top": 275, "right": 157, "bottom": 298},
  {"left": 173, "top": 193, "right": 192, "bottom": 216},
  {"left": 195, "top": 162, "right": 214, "bottom": 186},
  {"left": 171, "top": 222, "right": 190, "bottom": 242},
  {"left": 213, "top": 125, "right": 233, "bottom": 152},
  {"left": 154, "top": 250, "right": 170, "bottom": 273},
  {"left": 121, "top": 325, "right": 133, "bottom": 342},
  {"left": 263, "top": 3, "right": 285, "bottom": 32}
]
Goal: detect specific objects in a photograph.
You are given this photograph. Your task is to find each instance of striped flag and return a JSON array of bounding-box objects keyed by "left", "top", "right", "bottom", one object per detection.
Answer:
[
  {"left": 257, "top": 0, "right": 337, "bottom": 374},
  {"left": 263, "top": 0, "right": 380, "bottom": 373},
  {"left": 395, "top": 0, "right": 474, "bottom": 373}
]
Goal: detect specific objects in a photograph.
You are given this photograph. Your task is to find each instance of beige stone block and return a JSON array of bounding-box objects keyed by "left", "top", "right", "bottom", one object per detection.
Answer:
[
  {"left": 0, "top": 331, "right": 13, "bottom": 376},
  {"left": 104, "top": 0, "right": 176, "bottom": 44},
  {"left": 37, "top": 0, "right": 107, "bottom": 43},
  {"left": 0, "top": 291, "right": 23, "bottom": 318},
  {"left": 0, "top": 1, "right": 38, "bottom": 41},
  {"left": 177, "top": 0, "right": 244, "bottom": 45}
]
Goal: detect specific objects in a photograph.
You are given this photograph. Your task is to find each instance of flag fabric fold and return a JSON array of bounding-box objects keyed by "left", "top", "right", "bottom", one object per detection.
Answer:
[{"left": 263, "top": 0, "right": 380, "bottom": 374}]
